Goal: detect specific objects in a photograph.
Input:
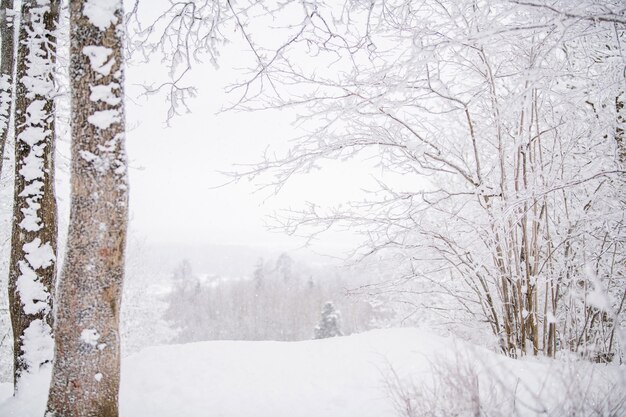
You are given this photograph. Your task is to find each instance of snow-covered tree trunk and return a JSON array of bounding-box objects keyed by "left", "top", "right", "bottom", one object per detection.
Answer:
[
  {"left": 0, "top": 0, "right": 14, "bottom": 178},
  {"left": 46, "top": 0, "right": 127, "bottom": 415},
  {"left": 8, "top": 0, "right": 58, "bottom": 389}
]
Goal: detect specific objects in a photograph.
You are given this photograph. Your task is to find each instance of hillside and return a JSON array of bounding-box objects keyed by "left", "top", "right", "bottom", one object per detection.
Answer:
[{"left": 1, "top": 328, "right": 624, "bottom": 416}]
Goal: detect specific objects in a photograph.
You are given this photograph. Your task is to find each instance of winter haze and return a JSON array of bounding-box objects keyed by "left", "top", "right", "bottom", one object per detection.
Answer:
[{"left": 0, "top": 1, "right": 625, "bottom": 416}]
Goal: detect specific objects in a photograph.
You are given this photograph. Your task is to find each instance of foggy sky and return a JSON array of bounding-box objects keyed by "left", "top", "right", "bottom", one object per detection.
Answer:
[{"left": 124, "top": 34, "right": 370, "bottom": 254}]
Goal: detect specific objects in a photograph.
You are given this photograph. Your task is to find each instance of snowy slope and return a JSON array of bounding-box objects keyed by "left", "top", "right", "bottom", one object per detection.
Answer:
[{"left": 1, "top": 328, "right": 625, "bottom": 416}]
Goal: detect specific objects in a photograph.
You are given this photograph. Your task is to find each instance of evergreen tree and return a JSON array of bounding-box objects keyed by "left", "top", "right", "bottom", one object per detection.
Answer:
[
  {"left": 314, "top": 302, "right": 342, "bottom": 339},
  {"left": 275, "top": 253, "right": 294, "bottom": 284},
  {"left": 253, "top": 257, "right": 264, "bottom": 290},
  {"left": 163, "top": 260, "right": 204, "bottom": 342}
]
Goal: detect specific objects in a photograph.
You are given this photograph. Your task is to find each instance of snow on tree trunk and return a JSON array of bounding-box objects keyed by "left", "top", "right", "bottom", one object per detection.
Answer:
[
  {"left": 46, "top": 0, "right": 127, "bottom": 415},
  {"left": 8, "top": 0, "right": 58, "bottom": 390},
  {"left": 0, "top": 0, "right": 14, "bottom": 179}
]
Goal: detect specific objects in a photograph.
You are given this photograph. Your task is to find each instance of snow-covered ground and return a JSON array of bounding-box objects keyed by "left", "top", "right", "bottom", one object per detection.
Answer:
[{"left": 1, "top": 328, "right": 625, "bottom": 416}]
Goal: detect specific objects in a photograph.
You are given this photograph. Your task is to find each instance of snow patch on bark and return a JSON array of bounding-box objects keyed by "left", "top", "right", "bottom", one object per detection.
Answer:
[
  {"left": 16, "top": 262, "right": 50, "bottom": 315},
  {"left": 23, "top": 238, "right": 55, "bottom": 270},
  {"left": 80, "top": 328, "right": 101, "bottom": 347},
  {"left": 18, "top": 125, "right": 47, "bottom": 148},
  {"left": 0, "top": 74, "right": 11, "bottom": 135},
  {"left": 88, "top": 109, "right": 120, "bottom": 129},
  {"left": 18, "top": 136, "right": 45, "bottom": 231},
  {"left": 82, "top": 45, "right": 114, "bottom": 76},
  {"left": 17, "top": 111, "right": 49, "bottom": 232},
  {"left": 19, "top": 198, "right": 43, "bottom": 231},
  {"left": 79, "top": 149, "right": 112, "bottom": 173},
  {"left": 21, "top": 320, "right": 54, "bottom": 372},
  {"left": 19, "top": 179, "right": 44, "bottom": 198},
  {"left": 19, "top": 138, "right": 45, "bottom": 173},
  {"left": 79, "top": 133, "right": 125, "bottom": 174},
  {"left": 25, "top": 99, "right": 47, "bottom": 124},
  {"left": 20, "top": 3, "right": 55, "bottom": 100},
  {"left": 0, "top": 74, "right": 10, "bottom": 90},
  {"left": 89, "top": 83, "right": 121, "bottom": 105},
  {"left": 83, "top": 0, "right": 119, "bottom": 31}
]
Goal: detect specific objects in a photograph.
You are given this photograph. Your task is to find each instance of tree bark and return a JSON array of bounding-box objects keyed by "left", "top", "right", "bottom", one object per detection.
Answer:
[
  {"left": 8, "top": 0, "right": 58, "bottom": 389},
  {"left": 0, "top": 0, "right": 14, "bottom": 179},
  {"left": 46, "top": 0, "right": 127, "bottom": 415}
]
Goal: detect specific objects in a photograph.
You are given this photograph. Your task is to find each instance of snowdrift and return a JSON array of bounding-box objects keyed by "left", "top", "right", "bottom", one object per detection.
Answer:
[{"left": 1, "top": 328, "right": 624, "bottom": 416}]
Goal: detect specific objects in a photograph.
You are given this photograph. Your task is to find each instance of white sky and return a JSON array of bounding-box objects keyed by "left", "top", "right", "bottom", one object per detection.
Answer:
[{"left": 123, "top": 29, "right": 373, "bottom": 253}]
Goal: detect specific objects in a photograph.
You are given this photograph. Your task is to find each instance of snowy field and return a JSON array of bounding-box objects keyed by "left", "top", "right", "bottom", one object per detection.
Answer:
[{"left": 1, "top": 328, "right": 624, "bottom": 417}]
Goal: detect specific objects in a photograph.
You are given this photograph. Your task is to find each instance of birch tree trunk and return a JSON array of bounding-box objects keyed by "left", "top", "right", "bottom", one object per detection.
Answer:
[
  {"left": 0, "top": 0, "right": 14, "bottom": 178},
  {"left": 8, "top": 0, "right": 58, "bottom": 389},
  {"left": 46, "top": 0, "right": 127, "bottom": 415}
]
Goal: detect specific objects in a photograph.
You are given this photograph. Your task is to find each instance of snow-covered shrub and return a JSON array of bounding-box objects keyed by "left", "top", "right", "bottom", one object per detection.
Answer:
[{"left": 384, "top": 349, "right": 626, "bottom": 417}]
